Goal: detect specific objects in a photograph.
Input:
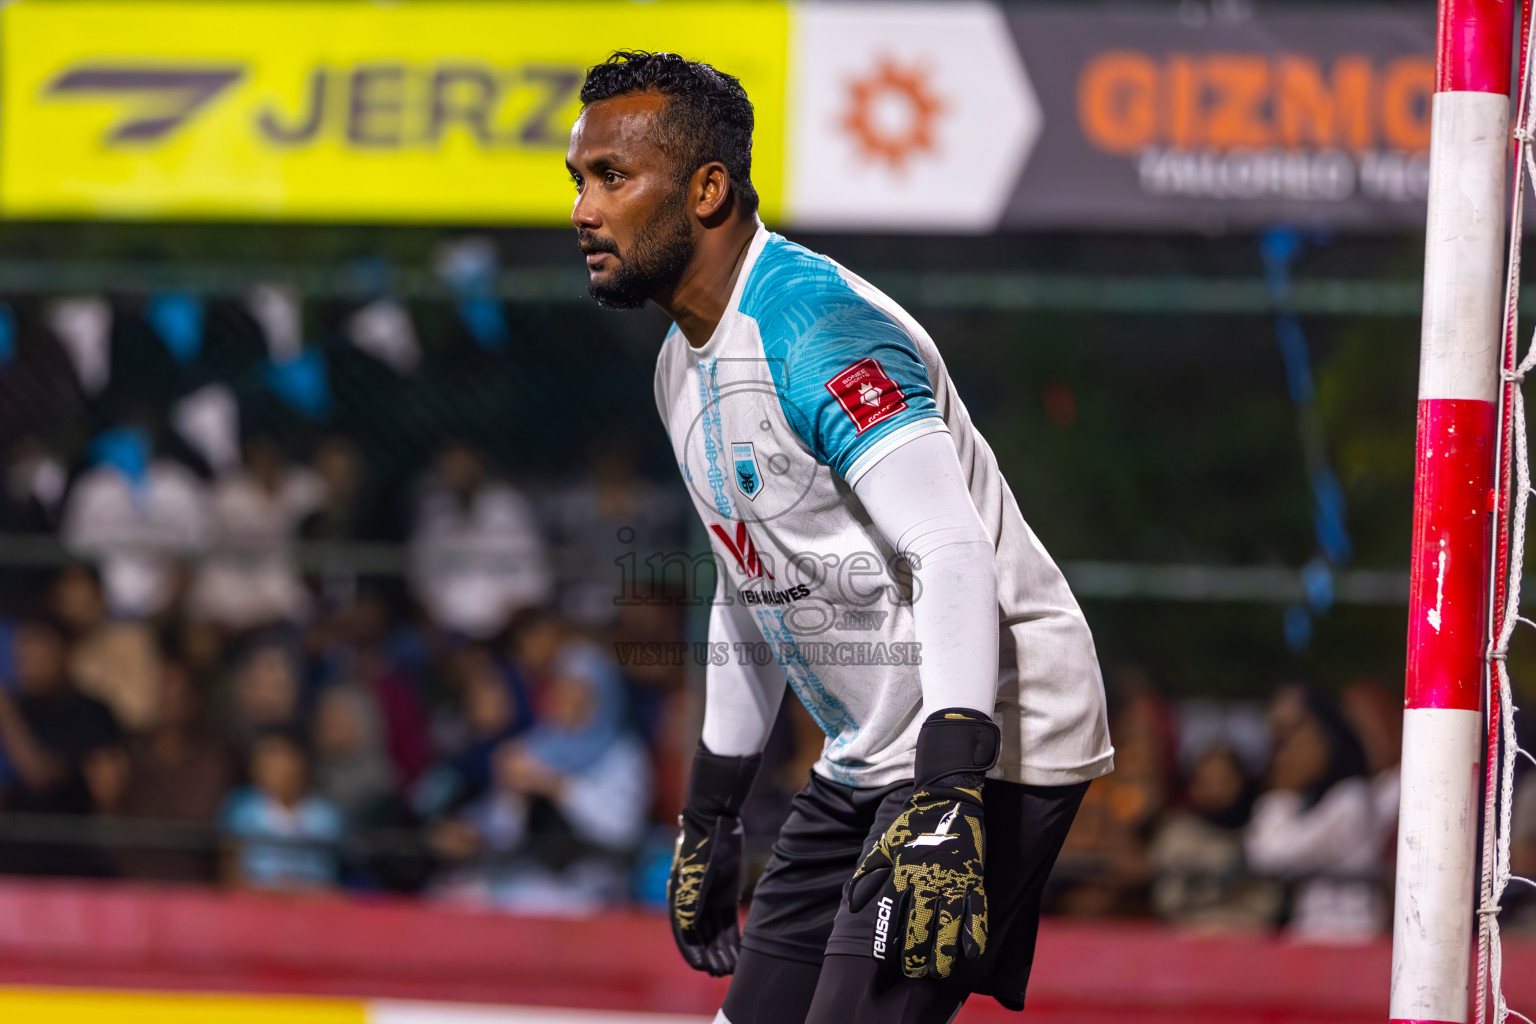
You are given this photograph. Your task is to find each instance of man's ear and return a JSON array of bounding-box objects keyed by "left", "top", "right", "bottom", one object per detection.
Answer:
[{"left": 693, "top": 162, "right": 732, "bottom": 220}]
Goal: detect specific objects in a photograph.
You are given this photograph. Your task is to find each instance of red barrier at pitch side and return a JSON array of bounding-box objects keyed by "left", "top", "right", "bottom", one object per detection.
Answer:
[{"left": 0, "top": 881, "right": 1533, "bottom": 1023}]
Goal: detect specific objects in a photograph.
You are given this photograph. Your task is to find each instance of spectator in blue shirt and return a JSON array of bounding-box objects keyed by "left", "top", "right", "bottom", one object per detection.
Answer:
[{"left": 220, "top": 728, "right": 343, "bottom": 891}]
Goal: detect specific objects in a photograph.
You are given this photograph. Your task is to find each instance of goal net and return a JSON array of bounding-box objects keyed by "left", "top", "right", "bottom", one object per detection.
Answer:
[{"left": 1480, "top": 7, "right": 1536, "bottom": 1022}]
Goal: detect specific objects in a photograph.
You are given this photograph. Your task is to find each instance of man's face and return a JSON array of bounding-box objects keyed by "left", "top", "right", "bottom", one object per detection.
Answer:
[{"left": 567, "top": 92, "right": 696, "bottom": 309}]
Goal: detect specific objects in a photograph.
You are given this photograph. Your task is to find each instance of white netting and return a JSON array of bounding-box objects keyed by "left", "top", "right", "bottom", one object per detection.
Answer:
[{"left": 1481, "top": 10, "right": 1536, "bottom": 1023}]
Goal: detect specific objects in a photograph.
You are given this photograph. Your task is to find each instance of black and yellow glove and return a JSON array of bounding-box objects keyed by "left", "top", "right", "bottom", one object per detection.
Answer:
[
  {"left": 846, "top": 708, "right": 1001, "bottom": 979},
  {"left": 667, "top": 746, "right": 761, "bottom": 976}
]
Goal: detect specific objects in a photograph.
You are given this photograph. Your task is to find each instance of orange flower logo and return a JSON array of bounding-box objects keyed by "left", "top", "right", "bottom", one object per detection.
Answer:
[{"left": 842, "top": 58, "right": 946, "bottom": 172}]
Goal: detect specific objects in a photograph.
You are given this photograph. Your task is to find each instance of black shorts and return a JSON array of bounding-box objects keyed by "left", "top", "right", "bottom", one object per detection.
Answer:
[{"left": 740, "top": 771, "right": 1088, "bottom": 1009}]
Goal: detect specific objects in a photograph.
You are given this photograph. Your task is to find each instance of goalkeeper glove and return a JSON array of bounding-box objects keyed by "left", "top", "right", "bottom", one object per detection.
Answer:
[
  {"left": 846, "top": 707, "right": 1001, "bottom": 979},
  {"left": 667, "top": 745, "right": 761, "bottom": 976}
]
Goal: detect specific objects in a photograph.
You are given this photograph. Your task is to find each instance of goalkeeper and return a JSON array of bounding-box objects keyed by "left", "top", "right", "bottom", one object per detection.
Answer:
[{"left": 568, "top": 51, "right": 1114, "bottom": 1023}]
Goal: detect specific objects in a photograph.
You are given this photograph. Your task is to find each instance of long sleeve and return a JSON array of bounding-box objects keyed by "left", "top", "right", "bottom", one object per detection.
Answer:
[
  {"left": 852, "top": 431, "right": 999, "bottom": 717},
  {"left": 700, "top": 575, "right": 788, "bottom": 757},
  {"left": 560, "top": 739, "right": 653, "bottom": 851}
]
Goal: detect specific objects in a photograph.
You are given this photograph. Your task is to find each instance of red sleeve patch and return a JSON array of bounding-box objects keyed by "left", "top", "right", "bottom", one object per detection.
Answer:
[{"left": 824, "top": 357, "right": 909, "bottom": 434}]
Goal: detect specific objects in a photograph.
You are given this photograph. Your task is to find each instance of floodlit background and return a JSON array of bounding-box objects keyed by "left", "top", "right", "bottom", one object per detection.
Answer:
[{"left": 0, "top": 1, "right": 1529, "bottom": 1022}]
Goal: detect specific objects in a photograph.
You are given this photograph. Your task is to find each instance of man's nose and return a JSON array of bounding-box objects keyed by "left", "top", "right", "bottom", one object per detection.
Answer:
[{"left": 572, "top": 188, "right": 600, "bottom": 230}]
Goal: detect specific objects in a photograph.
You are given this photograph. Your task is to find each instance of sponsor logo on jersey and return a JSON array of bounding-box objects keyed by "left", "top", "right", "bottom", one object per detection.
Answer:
[
  {"left": 731, "top": 441, "right": 762, "bottom": 501},
  {"left": 908, "top": 802, "right": 963, "bottom": 847},
  {"left": 709, "top": 522, "right": 775, "bottom": 581},
  {"left": 873, "top": 894, "right": 894, "bottom": 959},
  {"left": 741, "top": 583, "right": 811, "bottom": 605},
  {"left": 825, "top": 357, "right": 908, "bottom": 434}
]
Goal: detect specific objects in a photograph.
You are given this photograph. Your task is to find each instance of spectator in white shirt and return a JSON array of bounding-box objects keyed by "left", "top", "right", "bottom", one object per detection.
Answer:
[
  {"left": 409, "top": 441, "right": 551, "bottom": 639},
  {"left": 1245, "top": 685, "right": 1381, "bottom": 942},
  {"left": 1340, "top": 679, "right": 1403, "bottom": 862},
  {"left": 61, "top": 426, "right": 210, "bottom": 619},
  {"left": 190, "top": 437, "right": 324, "bottom": 630}
]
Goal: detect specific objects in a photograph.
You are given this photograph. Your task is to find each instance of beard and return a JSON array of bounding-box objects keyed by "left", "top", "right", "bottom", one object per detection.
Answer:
[{"left": 582, "top": 186, "right": 695, "bottom": 310}]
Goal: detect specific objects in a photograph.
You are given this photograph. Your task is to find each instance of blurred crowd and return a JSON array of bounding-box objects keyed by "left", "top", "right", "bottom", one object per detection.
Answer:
[
  {"left": 7, "top": 418, "right": 1536, "bottom": 940},
  {"left": 1049, "top": 671, "right": 1421, "bottom": 942},
  {"left": 0, "top": 421, "right": 709, "bottom": 913}
]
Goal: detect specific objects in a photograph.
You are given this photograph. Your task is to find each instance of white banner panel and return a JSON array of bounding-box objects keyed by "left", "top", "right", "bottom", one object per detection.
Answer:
[{"left": 788, "top": 2, "right": 1041, "bottom": 232}]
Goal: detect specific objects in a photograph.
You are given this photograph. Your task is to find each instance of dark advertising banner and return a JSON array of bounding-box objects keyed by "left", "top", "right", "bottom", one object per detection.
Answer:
[{"left": 1003, "top": 11, "right": 1436, "bottom": 231}]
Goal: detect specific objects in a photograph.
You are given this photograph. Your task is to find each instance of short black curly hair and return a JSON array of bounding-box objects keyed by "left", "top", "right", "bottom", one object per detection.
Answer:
[{"left": 580, "top": 50, "right": 758, "bottom": 215}]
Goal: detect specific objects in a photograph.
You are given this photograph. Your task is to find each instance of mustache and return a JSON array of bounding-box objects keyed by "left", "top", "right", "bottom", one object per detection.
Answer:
[{"left": 577, "top": 231, "right": 619, "bottom": 256}]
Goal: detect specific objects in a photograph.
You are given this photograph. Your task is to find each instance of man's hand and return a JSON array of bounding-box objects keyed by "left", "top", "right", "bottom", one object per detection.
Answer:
[
  {"left": 846, "top": 708, "right": 1001, "bottom": 979},
  {"left": 667, "top": 746, "right": 761, "bottom": 976},
  {"left": 668, "top": 803, "right": 745, "bottom": 975},
  {"left": 497, "top": 743, "right": 567, "bottom": 801}
]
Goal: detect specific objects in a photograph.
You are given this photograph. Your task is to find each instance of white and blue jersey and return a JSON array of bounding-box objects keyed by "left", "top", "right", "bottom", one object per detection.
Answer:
[{"left": 655, "top": 224, "right": 1113, "bottom": 789}]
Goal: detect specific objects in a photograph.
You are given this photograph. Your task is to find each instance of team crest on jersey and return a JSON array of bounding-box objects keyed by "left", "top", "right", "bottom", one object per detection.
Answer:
[{"left": 732, "top": 442, "right": 763, "bottom": 501}]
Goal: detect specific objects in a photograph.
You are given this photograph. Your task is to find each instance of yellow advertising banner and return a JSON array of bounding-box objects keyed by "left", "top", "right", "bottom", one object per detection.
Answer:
[
  {"left": 0, "top": 0, "right": 789, "bottom": 222},
  {"left": 0, "top": 987, "right": 366, "bottom": 1024}
]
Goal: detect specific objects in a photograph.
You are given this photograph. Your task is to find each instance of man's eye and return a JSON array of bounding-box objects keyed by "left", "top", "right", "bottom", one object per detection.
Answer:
[
  {"left": 603, "top": 171, "right": 622, "bottom": 186},
  {"left": 570, "top": 175, "right": 583, "bottom": 193}
]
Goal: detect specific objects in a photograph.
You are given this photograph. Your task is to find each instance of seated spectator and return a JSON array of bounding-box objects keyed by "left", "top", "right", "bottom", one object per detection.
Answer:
[
  {"left": 0, "top": 613, "right": 119, "bottom": 814},
  {"left": 409, "top": 441, "right": 551, "bottom": 639},
  {"left": 190, "top": 436, "right": 325, "bottom": 630},
  {"left": 61, "top": 423, "right": 210, "bottom": 619},
  {"left": 1149, "top": 744, "right": 1280, "bottom": 930},
  {"left": 299, "top": 436, "right": 377, "bottom": 543},
  {"left": 511, "top": 640, "right": 652, "bottom": 851},
  {"left": 52, "top": 564, "right": 160, "bottom": 732},
  {"left": 1050, "top": 681, "right": 1175, "bottom": 917},
  {"left": 505, "top": 606, "right": 573, "bottom": 689},
  {"left": 218, "top": 636, "right": 302, "bottom": 758},
  {"left": 1, "top": 437, "right": 64, "bottom": 535},
  {"left": 431, "top": 639, "right": 652, "bottom": 913},
  {"left": 311, "top": 684, "right": 396, "bottom": 826},
  {"left": 166, "top": 617, "right": 228, "bottom": 682},
  {"left": 411, "top": 643, "right": 531, "bottom": 819},
  {"left": 114, "top": 655, "right": 235, "bottom": 882},
  {"left": 607, "top": 601, "right": 691, "bottom": 824},
  {"left": 0, "top": 438, "right": 66, "bottom": 601},
  {"left": 331, "top": 586, "right": 430, "bottom": 787},
  {"left": 0, "top": 613, "right": 120, "bottom": 874},
  {"left": 220, "top": 729, "right": 343, "bottom": 891},
  {"left": 1340, "top": 678, "right": 1402, "bottom": 861},
  {"left": 607, "top": 601, "right": 687, "bottom": 745},
  {"left": 542, "top": 441, "right": 686, "bottom": 627},
  {"left": 1245, "top": 685, "right": 1382, "bottom": 942}
]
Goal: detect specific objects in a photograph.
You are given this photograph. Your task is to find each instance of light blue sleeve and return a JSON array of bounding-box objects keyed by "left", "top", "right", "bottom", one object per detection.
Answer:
[
  {"left": 741, "top": 238, "right": 943, "bottom": 482},
  {"left": 307, "top": 798, "right": 346, "bottom": 841},
  {"left": 560, "top": 738, "right": 653, "bottom": 851},
  {"left": 220, "top": 789, "right": 257, "bottom": 835}
]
